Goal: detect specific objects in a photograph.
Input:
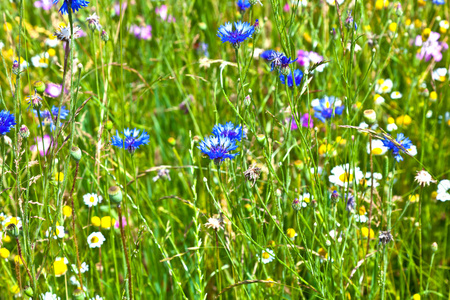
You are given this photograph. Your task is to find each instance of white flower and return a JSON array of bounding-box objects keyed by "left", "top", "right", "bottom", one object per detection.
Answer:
[
  {"left": 390, "top": 91, "right": 402, "bottom": 99},
  {"left": 31, "top": 52, "right": 50, "bottom": 68},
  {"left": 69, "top": 275, "right": 79, "bottom": 285},
  {"left": 374, "top": 78, "right": 393, "bottom": 94},
  {"left": 386, "top": 123, "right": 398, "bottom": 132},
  {"left": 90, "top": 296, "right": 103, "bottom": 300},
  {"left": 45, "top": 226, "right": 65, "bottom": 239},
  {"left": 87, "top": 232, "right": 106, "bottom": 248},
  {"left": 258, "top": 248, "right": 275, "bottom": 264},
  {"left": 54, "top": 25, "right": 81, "bottom": 42},
  {"left": 366, "top": 139, "right": 388, "bottom": 155},
  {"left": 432, "top": 68, "right": 447, "bottom": 82},
  {"left": 414, "top": 170, "right": 436, "bottom": 187},
  {"left": 298, "top": 193, "right": 313, "bottom": 207},
  {"left": 2, "top": 216, "right": 22, "bottom": 228},
  {"left": 45, "top": 37, "right": 59, "bottom": 47},
  {"left": 436, "top": 179, "right": 450, "bottom": 202},
  {"left": 86, "top": 13, "right": 102, "bottom": 31},
  {"left": 326, "top": 0, "right": 344, "bottom": 5},
  {"left": 359, "top": 122, "right": 369, "bottom": 129},
  {"left": 72, "top": 262, "right": 89, "bottom": 274},
  {"left": 374, "top": 94, "right": 385, "bottom": 105},
  {"left": 329, "top": 164, "right": 364, "bottom": 188},
  {"left": 407, "top": 145, "right": 417, "bottom": 157},
  {"left": 354, "top": 206, "right": 368, "bottom": 223},
  {"left": 365, "top": 172, "right": 383, "bottom": 188},
  {"left": 41, "top": 292, "right": 60, "bottom": 300},
  {"left": 204, "top": 216, "right": 224, "bottom": 231},
  {"left": 346, "top": 42, "right": 362, "bottom": 52},
  {"left": 0, "top": 41, "right": 4, "bottom": 49},
  {"left": 83, "top": 193, "right": 103, "bottom": 207},
  {"left": 439, "top": 20, "right": 449, "bottom": 29}
]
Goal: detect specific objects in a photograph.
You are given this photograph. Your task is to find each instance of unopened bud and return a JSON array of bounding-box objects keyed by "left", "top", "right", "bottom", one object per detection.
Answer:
[
  {"left": 70, "top": 146, "right": 82, "bottom": 162},
  {"left": 105, "top": 120, "right": 113, "bottom": 130},
  {"left": 431, "top": 242, "right": 438, "bottom": 252},
  {"left": 6, "top": 223, "right": 20, "bottom": 238},
  {"left": 256, "top": 134, "right": 266, "bottom": 144},
  {"left": 24, "top": 286, "right": 34, "bottom": 297},
  {"left": 364, "top": 109, "right": 377, "bottom": 124},
  {"left": 33, "top": 81, "right": 46, "bottom": 93},
  {"left": 108, "top": 186, "right": 123, "bottom": 204},
  {"left": 19, "top": 125, "right": 30, "bottom": 139},
  {"left": 101, "top": 30, "right": 109, "bottom": 42}
]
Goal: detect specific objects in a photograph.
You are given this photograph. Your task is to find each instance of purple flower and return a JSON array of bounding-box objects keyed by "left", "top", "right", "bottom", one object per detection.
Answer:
[
  {"left": 297, "top": 50, "right": 327, "bottom": 72},
  {"left": 288, "top": 113, "right": 313, "bottom": 130},
  {"left": 115, "top": 216, "right": 127, "bottom": 229},
  {"left": 156, "top": 5, "right": 175, "bottom": 22},
  {"left": 129, "top": 25, "right": 152, "bottom": 40},
  {"left": 34, "top": 0, "right": 53, "bottom": 10},
  {"left": 45, "top": 83, "right": 65, "bottom": 98},
  {"left": 30, "top": 135, "right": 56, "bottom": 156},
  {"left": 114, "top": 1, "right": 127, "bottom": 16},
  {"left": 414, "top": 32, "right": 448, "bottom": 62}
]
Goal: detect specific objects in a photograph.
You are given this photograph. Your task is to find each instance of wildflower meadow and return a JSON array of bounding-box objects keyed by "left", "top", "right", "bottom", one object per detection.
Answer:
[{"left": 0, "top": 0, "right": 450, "bottom": 299}]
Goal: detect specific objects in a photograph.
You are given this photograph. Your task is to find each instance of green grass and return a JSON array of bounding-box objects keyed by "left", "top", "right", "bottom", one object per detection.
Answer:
[{"left": 0, "top": 0, "right": 449, "bottom": 299}]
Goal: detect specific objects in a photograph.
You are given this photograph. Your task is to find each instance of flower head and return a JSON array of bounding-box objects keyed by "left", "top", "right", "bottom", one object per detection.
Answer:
[
  {"left": 111, "top": 128, "right": 150, "bottom": 154},
  {"left": 237, "top": 0, "right": 251, "bottom": 12},
  {"left": 86, "top": 13, "right": 102, "bottom": 31},
  {"left": 212, "top": 121, "right": 243, "bottom": 141},
  {"left": 0, "top": 110, "right": 16, "bottom": 135},
  {"left": 381, "top": 133, "right": 416, "bottom": 162},
  {"left": 311, "top": 96, "right": 345, "bottom": 123},
  {"left": 204, "top": 215, "right": 224, "bottom": 231},
  {"left": 53, "top": 0, "right": 89, "bottom": 14},
  {"left": 258, "top": 248, "right": 275, "bottom": 264},
  {"left": 83, "top": 193, "right": 103, "bottom": 207},
  {"left": 87, "top": 232, "right": 105, "bottom": 248},
  {"left": 436, "top": 179, "right": 450, "bottom": 201},
  {"left": 45, "top": 226, "right": 65, "bottom": 239},
  {"left": 329, "top": 164, "right": 364, "bottom": 188},
  {"left": 217, "top": 21, "right": 255, "bottom": 48},
  {"left": 279, "top": 69, "right": 303, "bottom": 87},
  {"left": 414, "top": 170, "right": 436, "bottom": 187},
  {"left": 54, "top": 24, "right": 82, "bottom": 42},
  {"left": 261, "top": 50, "right": 297, "bottom": 73},
  {"left": 198, "top": 135, "right": 238, "bottom": 164}
]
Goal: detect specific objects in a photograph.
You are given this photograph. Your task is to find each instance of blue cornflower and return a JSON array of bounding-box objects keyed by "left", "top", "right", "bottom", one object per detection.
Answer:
[
  {"left": 33, "top": 106, "right": 70, "bottom": 131},
  {"left": 312, "top": 96, "right": 345, "bottom": 123},
  {"left": 217, "top": 21, "right": 255, "bottom": 49},
  {"left": 53, "top": 0, "right": 89, "bottom": 14},
  {"left": 212, "top": 122, "right": 244, "bottom": 142},
  {"left": 237, "top": 0, "right": 251, "bottom": 12},
  {"left": 381, "top": 133, "right": 416, "bottom": 162},
  {"left": 198, "top": 135, "right": 238, "bottom": 165},
  {"left": 432, "top": 0, "right": 445, "bottom": 4},
  {"left": 111, "top": 128, "right": 150, "bottom": 154},
  {"left": 279, "top": 69, "right": 303, "bottom": 87},
  {"left": 0, "top": 110, "right": 16, "bottom": 136},
  {"left": 260, "top": 50, "right": 297, "bottom": 73}
]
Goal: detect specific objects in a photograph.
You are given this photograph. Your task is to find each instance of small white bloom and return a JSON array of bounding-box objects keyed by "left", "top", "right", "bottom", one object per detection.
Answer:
[
  {"left": 386, "top": 123, "right": 398, "bottom": 132},
  {"left": 41, "top": 292, "right": 60, "bottom": 300},
  {"left": 45, "top": 225, "right": 65, "bottom": 239},
  {"left": 329, "top": 164, "right": 364, "bottom": 188},
  {"left": 432, "top": 68, "right": 447, "bottom": 82},
  {"left": 375, "top": 78, "right": 393, "bottom": 94},
  {"left": 83, "top": 193, "right": 103, "bottom": 207},
  {"left": 414, "top": 170, "right": 436, "bottom": 187},
  {"left": 258, "top": 248, "right": 275, "bottom": 264},
  {"left": 436, "top": 179, "right": 450, "bottom": 202},
  {"left": 72, "top": 262, "right": 89, "bottom": 274},
  {"left": 87, "top": 232, "right": 106, "bottom": 248},
  {"left": 366, "top": 139, "right": 388, "bottom": 155},
  {"left": 390, "top": 91, "right": 402, "bottom": 99},
  {"left": 45, "top": 37, "right": 59, "bottom": 47}
]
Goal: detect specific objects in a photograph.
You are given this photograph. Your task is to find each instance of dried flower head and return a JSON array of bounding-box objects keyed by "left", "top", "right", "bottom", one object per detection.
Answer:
[
  {"left": 414, "top": 169, "right": 436, "bottom": 187},
  {"left": 54, "top": 25, "right": 81, "bottom": 42},
  {"left": 243, "top": 164, "right": 261, "bottom": 186},
  {"left": 204, "top": 214, "right": 224, "bottom": 231},
  {"left": 378, "top": 230, "right": 393, "bottom": 245}
]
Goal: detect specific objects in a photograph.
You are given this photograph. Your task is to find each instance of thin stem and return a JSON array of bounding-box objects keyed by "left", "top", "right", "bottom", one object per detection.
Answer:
[
  {"left": 118, "top": 205, "right": 132, "bottom": 299},
  {"left": 70, "top": 162, "right": 83, "bottom": 288},
  {"left": 16, "top": 238, "right": 33, "bottom": 287}
]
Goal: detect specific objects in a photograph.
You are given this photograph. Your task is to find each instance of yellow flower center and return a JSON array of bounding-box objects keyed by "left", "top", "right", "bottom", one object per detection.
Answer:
[
  {"left": 286, "top": 229, "right": 296, "bottom": 238},
  {"left": 262, "top": 252, "right": 270, "bottom": 259},
  {"left": 91, "top": 236, "right": 99, "bottom": 244},
  {"left": 90, "top": 196, "right": 95, "bottom": 203},
  {"left": 339, "top": 172, "right": 353, "bottom": 183},
  {"left": 372, "top": 148, "right": 383, "bottom": 155}
]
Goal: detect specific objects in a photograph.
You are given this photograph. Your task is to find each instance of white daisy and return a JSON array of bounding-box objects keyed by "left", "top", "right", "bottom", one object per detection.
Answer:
[
  {"left": 2, "top": 216, "right": 22, "bottom": 229},
  {"left": 329, "top": 164, "right": 364, "bottom": 188},
  {"left": 374, "top": 94, "right": 385, "bottom": 105},
  {"left": 87, "top": 232, "right": 106, "bottom": 248},
  {"left": 436, "top": 179, "right": 450, "bottom": 202},
  {"left": 45, "top": 37, "right": 59, "bottom": 47},
  {"left": 326, "top": 0, "right": 344, "bottom": 5},
  {"left": 45, "top": 225, "right": 65, "bottom": 239},
  {"left": 432, "top": 68, "right": 447, "bottom": 82},
  {"left": 69, "top": 275, "right": 79, "bottom": 285},
  {"left": 390, "top": 91, "right": 402, "bottom": 99},
  {"left": 31, "top": 52, "right": 50, "bottom": 68},
  {"left": 366, "top": 139, "right": 388, "bottom": 155},
  {"left": 298, "top": 193, "right": 313, "bottom": 207},
  {"left": 375, "top": 78, "right": 393, "bottom": 94},
  {"left": 354, "top": 206, "right": 368, "bottom": 223},
  {"left": 90, "top": 296, "right": 103, "bottom": 300},
  {"left": 83, "top": 193, "right": 103, "bottom": 207},
  {"left": 258, "top": 248, "right": 275, "bottom": 264},
  {"left": 439, "top": 20, "right": 449, "bottom": 30},
  {"left": 407, "top": 145, "right": 417, "bottom": 157}
]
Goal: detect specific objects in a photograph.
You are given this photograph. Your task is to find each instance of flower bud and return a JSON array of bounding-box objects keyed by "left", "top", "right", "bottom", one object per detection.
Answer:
[
  {"left": 292, "top": 198, "right": 302, "bottom": 211},
  {"left": 24, "top": 286, "right": 34, "bottom": 297},
  {"left": 105, "top": 120, "right": 113, "bottom": 130},
  {"left": 70, "top": 146, "right": 82, "bottom": 162},
  {"left": 364, "top": 109, "right": 377, "bottom": 124},
  {"left": 108, "top": 186, "right": 123, "bottom": 204},
  {"left": 431, "top": 242, "right": 438, "bottom": 252},
  {"left": 101, "top": 30, "right": 109, "bottom": 42},
  {"left": 19, "top": 125, "right": 30, "bottom": 139},
  {"left": 6, "top": 223, "right": 20, "bottom": 238},
  {"left": 33, "top": 81, "right": 46, "bottom": 93},
  {"left": 256, "top": 134, "right": 266, "bottom": 144},
  {"left": 12, "top": 60, "right": 20, "bottom": 75},
  {"left": 73, "top": 288, "right": 86, "bottom": 300}
]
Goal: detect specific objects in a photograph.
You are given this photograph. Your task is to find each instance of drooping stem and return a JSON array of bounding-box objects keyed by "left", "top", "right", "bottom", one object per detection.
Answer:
[
  {"left": 118, "top": 205, "right": 132, "bottom": 299},
  {"left": 16, "top": 238, "right": 33, "bottom": 288}
]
